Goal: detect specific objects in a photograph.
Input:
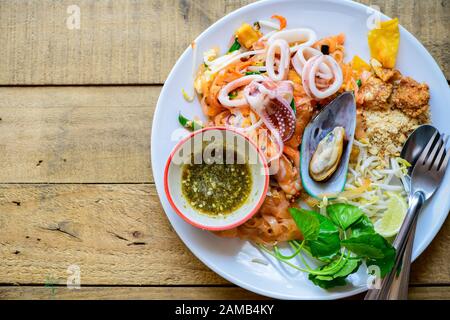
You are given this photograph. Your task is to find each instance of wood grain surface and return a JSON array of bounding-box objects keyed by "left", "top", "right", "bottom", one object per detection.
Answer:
[
  {"left": 0, "top": 0, "right": 449, "bottom": 300},
  {"left": 0, "top": 184, "right": 448, "bottom": 286},
  {"left": 0, "top": 86, "right": 156, "bottom": 183},
  {"left": 0, "top": 285, "right": 447, "bottom": 300},
  {"left": 0, "top": 0, "right": 448, "bottom": 85}
]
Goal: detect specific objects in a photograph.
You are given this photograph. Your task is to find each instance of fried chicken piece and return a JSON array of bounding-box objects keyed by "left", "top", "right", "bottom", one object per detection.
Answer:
[
  {"left": 391, "top": 76, "right": 430, "bottom": 118},
  {"left": 359, "top": 75, "right": 393, "bottom": 110},
  {"left": 373, "top": 66, "right": 402, "bottom": 82},
  {"left": 371, "top": 58, "right": 402, "bottom": 82}
]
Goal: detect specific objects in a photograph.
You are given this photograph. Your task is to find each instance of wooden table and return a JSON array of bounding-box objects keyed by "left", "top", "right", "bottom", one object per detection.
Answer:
[{"left": 0, "top": 0, "right": 448, "bottom": 300}]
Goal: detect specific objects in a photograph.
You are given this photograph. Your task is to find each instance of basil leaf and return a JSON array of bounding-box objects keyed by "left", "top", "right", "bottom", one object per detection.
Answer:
[
  {"left": 289, "top": 209, "right": 340, "bottom": 260},
  {"left": 308, "top": 257, "right": 361, "bottom": 289},
  {"left": 289, "top": 208, "right": 320, "bottom": 241},
  {"left": 309, "top": 274, "right": 347, "bottom": 289},
  {"left": 367, "top": 246, "right": 396, "bottom": 277},
  {"left": 351, "top": 215, "right": 375, "bottom": 237},
  {"left": 228, "top": 38, "right": 241, "bottom": 53},
  {"left": 308, "top": 212, "right": 341, "bottom": 260},
  {"left": 245, "top": 71, "right": 261, "bottom": 75},
  {"left": 327, "top": 203, "right": 364, "bottom": 230},
  {"left": 332, "top": 258, "right": 362, "bottom": 278},
  {"left": 341, "top": 233, "right": 394, "bottom": 259}
]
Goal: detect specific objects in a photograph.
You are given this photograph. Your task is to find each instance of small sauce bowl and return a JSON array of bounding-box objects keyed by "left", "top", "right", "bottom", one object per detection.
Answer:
[{"left": 164, "top": 127, "right": 269, "bottom": 230}]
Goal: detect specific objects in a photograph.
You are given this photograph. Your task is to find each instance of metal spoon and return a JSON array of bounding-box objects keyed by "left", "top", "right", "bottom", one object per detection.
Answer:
[
  {"left": 365, "top": 125, "right": 439, "bottom": 300},
  {"left": 387, "top": 125, "right": 439, "bottom": 299}
]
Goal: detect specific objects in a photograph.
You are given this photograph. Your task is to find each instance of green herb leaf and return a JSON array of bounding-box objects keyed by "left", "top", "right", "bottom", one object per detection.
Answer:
[
  {"left": 332, "top": 258, "right": 362, "bottom": 278},
  {"left": 351, "top": 215, "right": 375, "bottom": 237},
  {"left": 228, "top": 38, "right": 241, "bottom": 53},
  {"left": 308, "top": 212, "right": 341, "bottom": 260},
  {"left": 308, "top": 258, "right": 361, "bottom": 289},
  {"left": 341, "top": 233, "right": 394, "bottom": 260},
  {"left": 228, "top": 90, "right": 239, "bottom": 100},
  {"left": 290, "top": 99, "right": 296, "bottom": 113},
  {"left": 309, "top": 274, "right": 347, "bottom": 289},
  {"left": 289, "top": 208, "right": 320, "bottom": 241},
  {"left": 178, "top": 113, "right": 189, "bottom": 127},
  {"left": 327, "top": 203, "right": 364, "bottom": 230},
  {"left": 356, "top": 79, "right": 362, "bottom": 87},
  {"left": 289, "top": 208, "right": 340, "bottom": 260},
  {"left": 245, "top": 71, "right": 262, "bottom": 75},
  {"left": 178, "top": 113, "right": 203, "bottom": 131},
  {"left": 367, "top": 246, "right": 396, "bottom": 277}
]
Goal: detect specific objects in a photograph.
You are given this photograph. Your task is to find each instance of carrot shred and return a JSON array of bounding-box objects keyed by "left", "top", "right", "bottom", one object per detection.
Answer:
[
  {"left": 313, "top": 33, "right": 345, "bottom": 53},
  {"left": 271, "top": 15, "right": 287, "bottom": 30}
]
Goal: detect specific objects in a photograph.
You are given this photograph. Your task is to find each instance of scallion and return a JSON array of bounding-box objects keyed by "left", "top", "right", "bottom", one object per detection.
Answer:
[{"left": 228, "top": 38, "right": 241, "bottom": 53}]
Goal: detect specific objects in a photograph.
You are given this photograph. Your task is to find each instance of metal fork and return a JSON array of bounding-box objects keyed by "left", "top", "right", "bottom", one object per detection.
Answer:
[{"left": 366, "top": 131, "right": 450, "bottom": 299}]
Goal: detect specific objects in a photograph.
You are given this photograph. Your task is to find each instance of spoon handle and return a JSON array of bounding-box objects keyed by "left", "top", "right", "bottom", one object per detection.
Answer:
[
  {"left": 365, "top": 192, "right": 423, "bottom": 300},
  {"left": 386, "top": 219, "right": 417, "bottom": 299}
]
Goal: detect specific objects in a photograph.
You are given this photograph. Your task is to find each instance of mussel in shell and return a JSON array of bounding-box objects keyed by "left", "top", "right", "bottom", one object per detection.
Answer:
[
  {"left": 309, "top": 126, "right": 345, "bottom": 182},
  {"left": 300, "top": 92, "right": 356, "bottom": 199}
]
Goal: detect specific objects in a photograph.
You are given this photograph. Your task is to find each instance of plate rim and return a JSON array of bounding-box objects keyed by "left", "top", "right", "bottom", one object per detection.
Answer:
[{"left": 151, "top": 0, "right": 449, "bottom": 299}]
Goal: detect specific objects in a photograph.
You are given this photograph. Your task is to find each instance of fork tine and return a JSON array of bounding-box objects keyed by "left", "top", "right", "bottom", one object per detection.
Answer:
[
  {"left": 417, "top": 131, "right": 439, "bottom": 165},
  {"left": 428, "top": 134, "right": 444, "bottom": 170},
  {"left": 438, "top": 138, "right": 450, "bottom": 173},
  {"left": 432, "top": 134, "right": 447, "bottom": 171}
]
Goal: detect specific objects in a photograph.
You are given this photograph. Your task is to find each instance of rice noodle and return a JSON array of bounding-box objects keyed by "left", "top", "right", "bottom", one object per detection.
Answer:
[
  {"left": 258, "top": 20, "right": 281, "bottom": 30},
  {"left": 247, "top": 65, "right": 267, "bottom": 72},
  {"left": 209, "top": 50, "right": 265, "bottom": 74},
  {"left": 215, "top": 189, "right": 301, "bottom": 245}
]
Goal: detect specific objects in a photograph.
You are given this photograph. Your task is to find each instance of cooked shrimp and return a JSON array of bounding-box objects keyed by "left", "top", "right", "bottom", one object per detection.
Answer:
[
  {"left": 274, "top": 154, "right": 301, "bottom": 196},
  {"left": 285, "top": 102, "right": 314, "bottom": 149}
]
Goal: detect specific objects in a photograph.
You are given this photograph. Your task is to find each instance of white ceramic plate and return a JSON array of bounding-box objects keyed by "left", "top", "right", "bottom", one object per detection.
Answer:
[{"left": 151, "top": 0, "right": 450, "bottom": 299}]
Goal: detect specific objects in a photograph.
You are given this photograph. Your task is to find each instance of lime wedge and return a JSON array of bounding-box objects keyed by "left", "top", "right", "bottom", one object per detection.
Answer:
[{"left": 374, "top": 193, "right": 408, "bottom": 238}]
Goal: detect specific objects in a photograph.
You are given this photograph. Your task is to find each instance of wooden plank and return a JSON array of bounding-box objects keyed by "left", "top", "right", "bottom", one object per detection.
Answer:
[
  {"left": 411, "top": 217, "right": 450, "bottom": 285},
  {"left": 0, "top": 0, "right": 254, "bottom": 85},
  {"left": 0, "top": 184, "right": 227, "bottom": 285},
  {"left": 0, "top": 184, "right": 448, "bottom": 286},
  {"left": 0, "top": 285, "right": 448, "bottom": 300},
  {"left": 0, "top": 86, "right": 156, "bottom": 183},
  {"left": 0, "top": 0, "right": 447, "bottom": 85},
  {"left": 0, "top": 286, "right": 266, "bottom": 300}
]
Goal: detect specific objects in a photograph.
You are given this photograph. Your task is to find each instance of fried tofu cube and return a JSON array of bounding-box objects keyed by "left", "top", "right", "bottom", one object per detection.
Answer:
[{"left": 236, "top": 23, "right": 261, "bottom": 49}]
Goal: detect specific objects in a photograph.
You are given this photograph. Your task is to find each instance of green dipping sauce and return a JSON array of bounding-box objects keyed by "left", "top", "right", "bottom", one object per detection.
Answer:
[{"left": 181, "top": 149, "right": 252, "bottom": 216}]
